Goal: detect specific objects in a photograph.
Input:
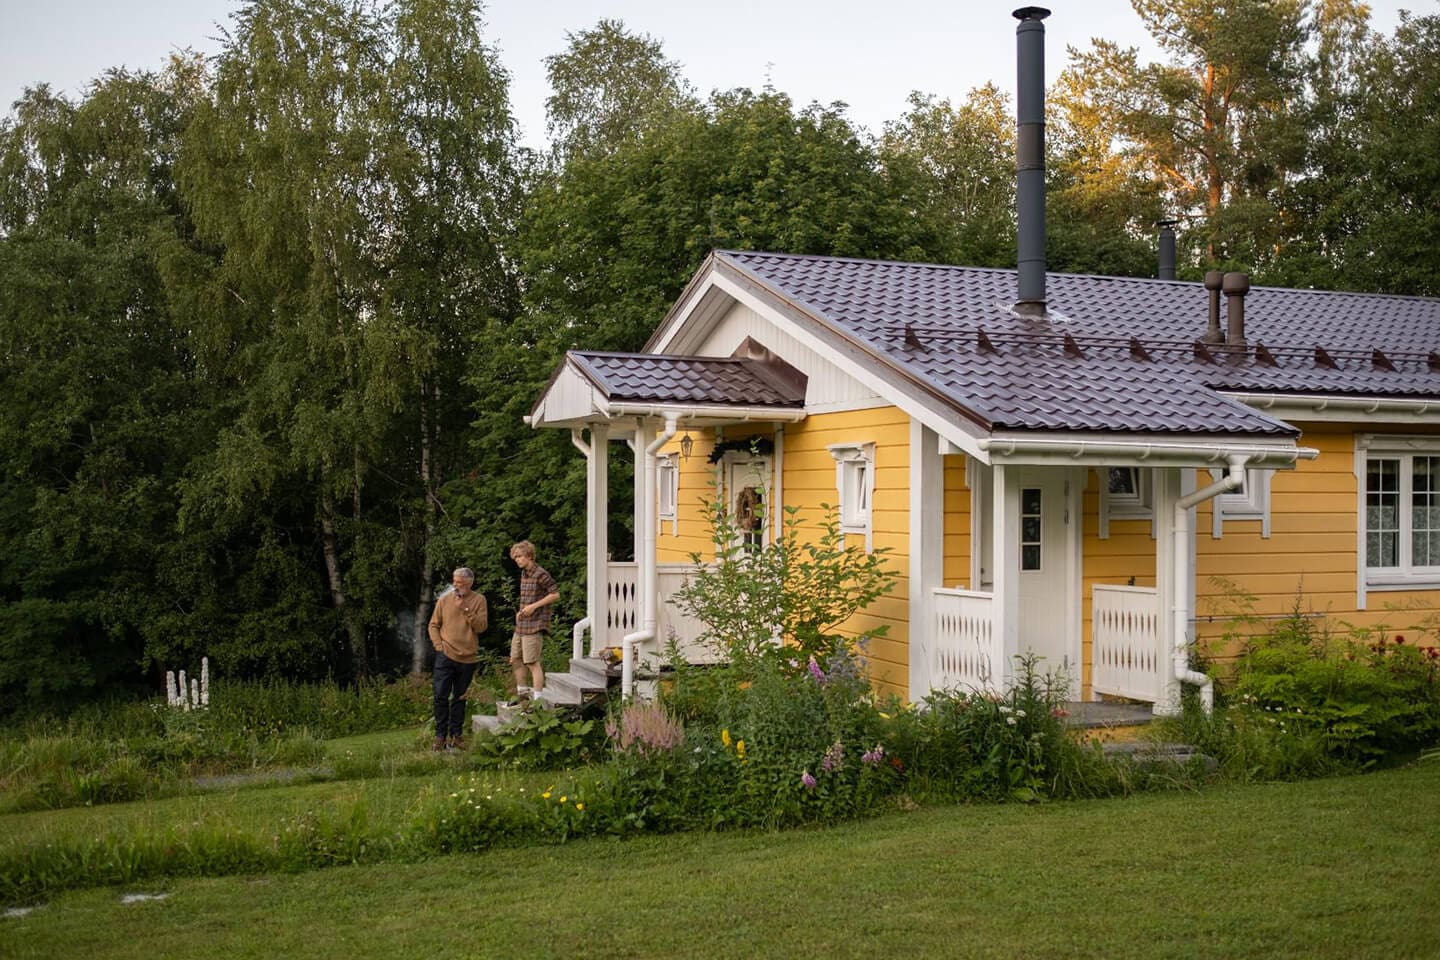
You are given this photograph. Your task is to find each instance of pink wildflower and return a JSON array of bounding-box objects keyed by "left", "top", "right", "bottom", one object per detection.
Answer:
[
  {"left": 807, "top": 657, "right": 827, "bottom": 685},
  {"left": 801, "top": 770, "right": 817, "bottom": 791}
]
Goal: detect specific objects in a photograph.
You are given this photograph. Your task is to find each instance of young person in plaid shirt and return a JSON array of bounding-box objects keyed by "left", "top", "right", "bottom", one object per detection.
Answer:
[{"left": 509, "top": 540, "right": 559, "bottom": 699}]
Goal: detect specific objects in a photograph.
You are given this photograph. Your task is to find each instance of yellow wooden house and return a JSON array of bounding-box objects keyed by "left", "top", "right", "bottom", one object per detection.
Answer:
[
  {"left": 528, "top": 249, "right": 1440, "bottom": 711},
  {"left": 527, "top": 8, "right": 1440, "bottom": 711}
]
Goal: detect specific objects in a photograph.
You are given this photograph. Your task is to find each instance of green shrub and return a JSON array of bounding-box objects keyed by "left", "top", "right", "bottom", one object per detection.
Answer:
[
  {"left": 474, "top": 703, "right": 603, "bottom": 769},
  {"left": 888, "top": 654, "right": 1079, "bottom": 803},
  {"left": 673, "top": 500, "right": 899, "bottom": 667},
  {"left": 1229, "top": 615, "right": 1440, "bottom": 767}
]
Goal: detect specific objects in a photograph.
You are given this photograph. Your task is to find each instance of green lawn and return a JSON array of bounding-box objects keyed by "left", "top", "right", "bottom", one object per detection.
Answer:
[{"left": 5, "top": 760, "right": 1438, "bottom": 959}]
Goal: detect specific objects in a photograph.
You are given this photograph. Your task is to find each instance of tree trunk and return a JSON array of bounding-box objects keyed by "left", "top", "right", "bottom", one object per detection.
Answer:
[
  {"left": 321, "top": 494, "right": 369, "bottom": 680},
  {"left": 411, "top": 380, "right": 437, "bottom": 675}
]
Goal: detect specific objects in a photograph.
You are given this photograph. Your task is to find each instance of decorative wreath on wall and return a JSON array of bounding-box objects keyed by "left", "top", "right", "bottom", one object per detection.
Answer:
[{"left": 706, "top": 435, "right": 775, "bottom": 464}]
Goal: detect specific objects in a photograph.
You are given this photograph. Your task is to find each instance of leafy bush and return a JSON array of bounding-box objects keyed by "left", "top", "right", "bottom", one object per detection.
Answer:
[
  {"left": 673, "top": 500, "right": 899, "bottom": 667},
  {"left": 1227, "top": 616, "right": 1440, "bottom": 768},
  {"left": 887, "top": 654, "right": 1078, "bottom": 802},
  {"left": 474, "top": 703, "right": 603, "bottom": 769}
]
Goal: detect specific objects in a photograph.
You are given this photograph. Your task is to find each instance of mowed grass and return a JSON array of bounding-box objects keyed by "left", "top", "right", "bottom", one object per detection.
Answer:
[{"left": 5, "top": 761, "right": 1438, "bottom": 960}]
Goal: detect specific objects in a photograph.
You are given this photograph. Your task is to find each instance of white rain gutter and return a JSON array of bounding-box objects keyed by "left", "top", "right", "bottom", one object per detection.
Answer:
[
  {"left": 621, "top": 414, "right": 678, "bottom": 697},
  {"left": 1222, "top": 391, "right": 1440, "bottom": 419},
  {"left": 598, "top": 400, "right": 807, "bottom": 424},
  {"left": 1171, "top": 455, "right": 1249, "bottom": 714},
  {"left": 977, "top": 435, "right": 1317, "bottom": 467}
]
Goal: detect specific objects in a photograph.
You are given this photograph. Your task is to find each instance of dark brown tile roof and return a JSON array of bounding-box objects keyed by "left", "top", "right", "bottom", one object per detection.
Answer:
[
  {"left": 571, "top": 351, "right": 805, "bottom": 408},
  {"left": 718, "top": 250, "right": 1440, "bottom": 437}
]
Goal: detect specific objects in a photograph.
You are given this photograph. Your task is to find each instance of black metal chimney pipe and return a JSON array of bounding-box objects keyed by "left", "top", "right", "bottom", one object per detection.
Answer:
[
  {"left": 1013, "top": 6, "right": 1050, "bottom": 316},
  {"left": 1157, "top": 219, "right": 1178, "bottom": 280}
]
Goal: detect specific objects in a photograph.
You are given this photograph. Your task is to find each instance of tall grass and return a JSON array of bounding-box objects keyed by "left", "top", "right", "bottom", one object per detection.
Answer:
[{"left": 0, "top": 677, "right": 431, "bottom": 814}]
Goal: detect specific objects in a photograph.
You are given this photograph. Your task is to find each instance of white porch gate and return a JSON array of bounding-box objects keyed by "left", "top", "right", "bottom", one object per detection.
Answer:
[
  {"left": 1091, "top": 584, "right": 1163, "bottom": 701},
  {"left": 931, "top": 587, "right": 1002, "bottom": 694}
]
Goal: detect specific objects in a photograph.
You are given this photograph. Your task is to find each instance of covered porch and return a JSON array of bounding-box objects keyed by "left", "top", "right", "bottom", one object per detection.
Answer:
[{"left": 908, "top": 425, "right": 1314, "bottom": 714}]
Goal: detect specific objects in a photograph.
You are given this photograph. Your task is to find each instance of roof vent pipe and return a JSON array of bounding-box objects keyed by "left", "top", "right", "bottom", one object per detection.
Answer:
[
  {"left": 1223, "top": 271, "right": 1250, "bottom": 351},
  {"left": 1013, "top": 7, "right": 1050, "bottom": 317},
  {"left": 1157, "top": 219, "right": 1178, "bottom": 280},
  {"left": 1202, "top": 270, "right": 1225, "bottom": 343}
]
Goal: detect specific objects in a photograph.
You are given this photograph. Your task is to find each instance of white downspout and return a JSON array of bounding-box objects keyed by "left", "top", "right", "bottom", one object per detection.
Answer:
[
  {"left": 1171, "top": 454, "right": 1248, "bottom": 714},
  {"left": 621, "top": 414, "right": 678, "bottom": 698}
]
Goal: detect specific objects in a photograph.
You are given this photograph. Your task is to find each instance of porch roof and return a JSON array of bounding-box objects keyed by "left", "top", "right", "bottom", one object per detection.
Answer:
[{"left": 528, "top": 350, "right": 806, "bottom": 429}]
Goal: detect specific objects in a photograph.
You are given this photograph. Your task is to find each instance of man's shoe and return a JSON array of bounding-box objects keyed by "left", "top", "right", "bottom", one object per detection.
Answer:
[
  {"left": 432, "top": 736, "right": 446, "bottom": 752},
  {"left": 450, "top": 736, "right": 466, "bottom": 751}
]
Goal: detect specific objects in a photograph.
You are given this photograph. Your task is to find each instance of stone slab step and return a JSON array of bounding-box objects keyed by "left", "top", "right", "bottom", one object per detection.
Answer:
[
  {"left": 567, "top": 656, "right": 610, "bottom": 690},
  {"left": 474, "top": 713, "right": 506, "bottom": 735},
  {"left": 538, "top": 673, "right": 584, "bottom": 705}
]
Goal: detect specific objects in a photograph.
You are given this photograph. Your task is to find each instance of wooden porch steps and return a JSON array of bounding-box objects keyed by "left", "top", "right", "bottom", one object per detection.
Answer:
[{"left": 472, "top": 655, "right": 613, "bottom": 735}]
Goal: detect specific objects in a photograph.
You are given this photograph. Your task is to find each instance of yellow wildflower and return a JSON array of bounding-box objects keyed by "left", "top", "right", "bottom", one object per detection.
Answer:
[
  {"left": 721, "top": 729, "right": 732, "bottom": 749},
  {"left": 736, "top": 739, "right": 746, "bottom": 759},
  {"left": 542, "top": 791, "right": 551, "bottom": 800},
  {"left": 576, "top": 803, "right": 585, "bottom": 811},
  {"left": 737, "top": 681, "right": 752, "bottom": 690},
  {"left": 560, "top": 796, "right": 568, "bottom": 804}
]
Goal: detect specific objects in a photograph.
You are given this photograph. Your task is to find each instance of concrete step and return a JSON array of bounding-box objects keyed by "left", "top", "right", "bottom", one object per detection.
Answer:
[
  {"left": 473, "top": 713, "right": 506, "bottom": 735},
  {"left": 535, "top": 673, "right": 583, "bottom": 706},
  {"left": 567, "top": 656, "right": 610, "bottom": 690}
]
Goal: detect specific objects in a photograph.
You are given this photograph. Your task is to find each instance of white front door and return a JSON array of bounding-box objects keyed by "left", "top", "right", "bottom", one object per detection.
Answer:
[
  {"left": 1016, "top": 468, "right": 1074, "bottom": 687},
  {"left": 725, "top": 455, "right": 772, "bottom": 551}
]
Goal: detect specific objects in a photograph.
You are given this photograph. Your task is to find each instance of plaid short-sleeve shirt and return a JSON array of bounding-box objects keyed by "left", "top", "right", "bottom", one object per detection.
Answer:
[{"left": 516, "top": 564, "right": 558, "bottom": 634}]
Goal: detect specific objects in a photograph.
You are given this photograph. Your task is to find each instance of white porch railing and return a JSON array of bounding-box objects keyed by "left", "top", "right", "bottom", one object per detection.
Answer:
[
  {"left": 1091, "top": 584, "right": 1162, "bottom": 702},
  {"left": 932, "top": 587, "right": 1001, "bottom": 694},
  {"left": 600, "top": 562, "right": 715, "bottom": 664}
]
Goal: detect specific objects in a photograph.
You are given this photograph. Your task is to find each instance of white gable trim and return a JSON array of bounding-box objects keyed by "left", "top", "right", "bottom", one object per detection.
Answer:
[{"left": 653, "top": 266, "right": 991, "bottom": 461}]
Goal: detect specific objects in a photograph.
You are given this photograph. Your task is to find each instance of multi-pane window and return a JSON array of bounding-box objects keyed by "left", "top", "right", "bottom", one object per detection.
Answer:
[
  {"left": 1364, "top": 453, "right": 1440, "bottom": 575},
  {"left": 1098, "top": 466, "right": 1151, "bottom": 539},
  {"left": 828, "top": 442, "right": 876, "bottom": 552},
  {"left": 1021, "top": 487, "right": 1042, "bottom": 571}
]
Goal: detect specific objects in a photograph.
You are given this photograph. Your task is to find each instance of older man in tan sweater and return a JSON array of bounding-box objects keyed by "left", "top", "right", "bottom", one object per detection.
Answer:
[{"left": 427, "top": 566, "right": 488, "bottom": 750}]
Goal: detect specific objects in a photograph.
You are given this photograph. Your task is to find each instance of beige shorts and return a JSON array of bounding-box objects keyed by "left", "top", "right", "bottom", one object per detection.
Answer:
[{"left": 510, "top": 631, "right": 543, "bottom": 665}]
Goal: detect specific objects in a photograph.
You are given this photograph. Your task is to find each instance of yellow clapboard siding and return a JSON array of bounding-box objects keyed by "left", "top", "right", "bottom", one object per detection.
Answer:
[
  {"left": 1199, "top": 531, "right": 1358, "bottom": 556},
  {"left": 1195, "top": 551, "right": 1354, "bottom": 575}
]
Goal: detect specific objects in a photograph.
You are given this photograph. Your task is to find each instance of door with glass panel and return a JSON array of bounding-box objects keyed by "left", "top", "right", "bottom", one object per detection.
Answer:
[{"left": 1016, "top": 468, "right": 1072, "bottom": 686}]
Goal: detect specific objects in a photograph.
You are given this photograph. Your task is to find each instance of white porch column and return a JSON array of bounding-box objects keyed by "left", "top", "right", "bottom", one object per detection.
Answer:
[
  {"left": 908, "top": 420, "right": 944, "bottom": 701},
  {"left": 1153, "top": 467, "right": 1182, "bottom": 715},
  {"left": 632, "top": 419, "right": 655, "bottom": 635},
  {"left": 586, "top": 422, "right": 609, "bottom": 657},
  {"left": 992, "top": 462, "right": 1021, "bottom": 689}
]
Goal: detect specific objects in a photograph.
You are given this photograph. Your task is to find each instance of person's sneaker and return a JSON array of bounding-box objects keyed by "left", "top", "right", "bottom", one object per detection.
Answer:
[
  {"left": 516, "top": 686, "right": 531, "bottom": 699},
  {"left": 432, "top": 736, "right": 446, "bottom": 752},
  {"left": 531, "top": 688, "right": 545, "bottom": 702},
  {"left": 450, "top": 736, "right": 466, "bottom": 751}
]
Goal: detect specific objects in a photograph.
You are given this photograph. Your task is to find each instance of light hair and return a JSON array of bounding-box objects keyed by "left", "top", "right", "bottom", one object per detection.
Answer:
[
  {"left": 509, "top": 540, "right": 536, "bottom": 560},
  {"left": 453, "top": 567, "right": 475, "bottom": 581}
]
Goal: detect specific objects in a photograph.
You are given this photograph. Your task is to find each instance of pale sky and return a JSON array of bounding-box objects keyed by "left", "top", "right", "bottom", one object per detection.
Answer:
[{"left": 0, "top": 0, "right": 1430, "bottom": 149}]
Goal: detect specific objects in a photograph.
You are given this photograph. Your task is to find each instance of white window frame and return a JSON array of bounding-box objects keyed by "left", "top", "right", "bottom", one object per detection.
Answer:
[
  {"left": 1098, "top": 466, "right": 1153, "bottom": 539},
  {"left": 828, "top": 442, "right": 876, "bottom": 552},
  {"left": 657, "top": 454, "right": 679, "bottom": 535},
  {"left": 1355, "top": 434, "right": 1440, "bottom": 606},
  {"left": 1211, "top": 467, "right": 1271, "bottom": 539}
]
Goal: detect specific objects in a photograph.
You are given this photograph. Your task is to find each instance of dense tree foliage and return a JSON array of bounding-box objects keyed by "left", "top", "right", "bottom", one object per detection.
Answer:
[{"left": 3, "top": 1, "right": 1438, "bottom": 716}]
